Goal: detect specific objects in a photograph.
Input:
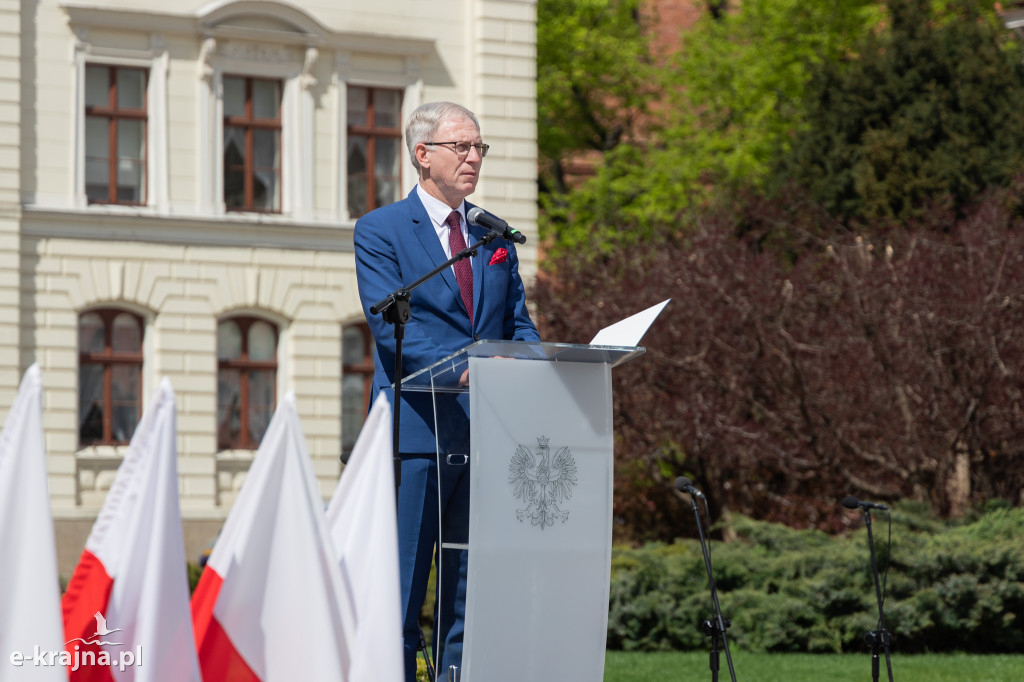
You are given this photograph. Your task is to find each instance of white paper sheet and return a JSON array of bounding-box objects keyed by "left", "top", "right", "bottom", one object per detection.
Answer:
[{"left": 589, "top": 298, "right": 670, "bottom": 347}]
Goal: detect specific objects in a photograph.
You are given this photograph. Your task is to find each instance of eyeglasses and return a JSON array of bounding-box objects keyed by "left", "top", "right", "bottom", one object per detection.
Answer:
[{"left": 424, "top": 141, "right": 490, "bottom": 159}]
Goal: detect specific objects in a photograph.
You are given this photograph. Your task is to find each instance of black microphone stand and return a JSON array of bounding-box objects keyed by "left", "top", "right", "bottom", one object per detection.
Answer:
[
  {"left": 859, "top": 508, "right": 894, "bottom": 682},
  {"left": 369, "top": 229, "right": 499, "bottom": 500},
  {"left": 686, "top": 493, "right": 737, "bottom": 682},
  {"left": 369, "top": 229, "right": 499, "bottom": 682}
]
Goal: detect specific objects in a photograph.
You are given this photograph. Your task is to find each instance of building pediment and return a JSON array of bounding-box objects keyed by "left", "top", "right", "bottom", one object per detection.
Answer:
[{"left": 197, "top": 0, "right": 329, "bottom": 45}]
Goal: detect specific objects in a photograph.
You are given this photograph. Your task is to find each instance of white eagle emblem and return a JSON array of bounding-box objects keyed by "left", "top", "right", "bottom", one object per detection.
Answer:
[{"left": 508, "top": 436, "right": 578, "bottom": 529}]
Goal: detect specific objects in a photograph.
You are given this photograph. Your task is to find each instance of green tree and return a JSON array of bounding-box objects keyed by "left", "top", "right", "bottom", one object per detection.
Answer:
[
  {"left": 537, "top": 0, "right": 880, "bottom": 257},
  {"left": 668, "top": 0, "right": 881, "bottom": 191},
  {"left": 777, "top": 0, "right": 1024, "bottom": 225},
  {"left": 536, "top": 0, "right": 655, "bottom": 195}
]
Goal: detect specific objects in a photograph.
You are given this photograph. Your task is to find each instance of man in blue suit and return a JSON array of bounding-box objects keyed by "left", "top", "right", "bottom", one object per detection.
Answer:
[{"left": 354, "top": 101, "right": 540, "bottom": 681}]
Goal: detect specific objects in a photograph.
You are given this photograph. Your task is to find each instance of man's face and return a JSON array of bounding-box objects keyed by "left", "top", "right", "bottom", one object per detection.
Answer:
[{"left": 419, "top": 115, "right": 484, "bottom": 206}]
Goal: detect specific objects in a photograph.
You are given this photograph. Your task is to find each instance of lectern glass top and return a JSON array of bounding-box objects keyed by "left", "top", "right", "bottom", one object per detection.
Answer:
[{"left": 399, "top": 339, "right": 644, "bottom": 393}]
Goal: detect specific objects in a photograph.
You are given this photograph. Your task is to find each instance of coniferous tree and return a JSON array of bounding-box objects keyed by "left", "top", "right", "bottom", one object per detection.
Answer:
[{"left": 778, "top": 0, "right": 1024, "bottom": 226}]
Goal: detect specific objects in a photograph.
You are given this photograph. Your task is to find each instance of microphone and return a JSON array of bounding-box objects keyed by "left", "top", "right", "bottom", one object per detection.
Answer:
[
  {"left": 674, "top": 476, "right": 705, "bottom": 499},
  {"left": 842, "top": 495, "right": 889, "bottom": 511},
  {"left": 467, "top": 206, "right": 527, "bottom": 244}
]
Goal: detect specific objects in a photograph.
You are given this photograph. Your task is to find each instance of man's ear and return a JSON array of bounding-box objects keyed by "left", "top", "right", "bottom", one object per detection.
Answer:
[{"left": 414, "top": 143, "right": 431, "bottom": 170}]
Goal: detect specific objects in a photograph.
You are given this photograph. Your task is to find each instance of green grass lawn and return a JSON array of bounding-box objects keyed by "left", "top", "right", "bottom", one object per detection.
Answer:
[{"left": 603, "top": 651, "right": 1024, "bottom": 681}]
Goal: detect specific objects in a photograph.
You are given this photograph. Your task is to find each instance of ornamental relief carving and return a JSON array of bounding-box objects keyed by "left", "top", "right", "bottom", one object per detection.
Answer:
[{"left": 218, "top": 40, "right": 298, "bottom": 64}]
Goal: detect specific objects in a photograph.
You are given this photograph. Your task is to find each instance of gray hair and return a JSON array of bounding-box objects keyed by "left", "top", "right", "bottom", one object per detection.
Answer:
[{"left": 405, "top": 101, "right": 481, "bottom": 170}]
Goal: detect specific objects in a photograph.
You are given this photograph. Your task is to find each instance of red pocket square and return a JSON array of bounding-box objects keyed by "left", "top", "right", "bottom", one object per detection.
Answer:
[{"left": 488, "top": 248, "right": 509, "bottom": 265}]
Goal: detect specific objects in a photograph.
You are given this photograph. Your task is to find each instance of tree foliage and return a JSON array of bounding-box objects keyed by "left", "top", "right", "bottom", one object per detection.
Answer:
[
  {"left": 536, "top": 0, "right": 672, "bottom": 259},
  {"left": 667, "top": 0, "right": 881, "bottom": 190},
  {"left": 536, "top": 0, "right": 655, "bottom": 194},
  {"left": 533, "top": 0, "right": 1024, "bottom": 541},
  {"left": 777, "top": 0, "right": 1024, "bottom": 225},
  {"left": 532, "top": 186, "right": 1024, "bottom": 542},
  {"left": 537, "top": 0, "right": 881, "bottom": 257}
]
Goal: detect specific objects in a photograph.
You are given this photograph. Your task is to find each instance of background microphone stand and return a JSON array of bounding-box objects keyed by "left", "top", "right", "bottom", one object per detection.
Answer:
[
  {"left": 368, "top": 228, "right": 500, "bottom": 682},
  {"left": 675, "top": 477, "right": 737, "bottom": 682},
  {"left": 842, "top": 496, "right": 894, "bottom": 682}
]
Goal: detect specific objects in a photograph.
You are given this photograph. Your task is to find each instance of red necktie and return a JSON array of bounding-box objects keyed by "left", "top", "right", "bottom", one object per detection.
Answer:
[{"left": 447, "top": 210, "right": 474, "bottom": 324}]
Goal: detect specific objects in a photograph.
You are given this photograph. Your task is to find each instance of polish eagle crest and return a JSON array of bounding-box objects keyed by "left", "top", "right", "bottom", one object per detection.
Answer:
[{"left": 508, "top": 436, "right": 578, "bottom": 529}]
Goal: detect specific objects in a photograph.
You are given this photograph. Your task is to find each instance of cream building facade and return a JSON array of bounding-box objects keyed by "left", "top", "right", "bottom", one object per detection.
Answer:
[{"left": 0, "top": 0, "right": 539, "bottom": 575}]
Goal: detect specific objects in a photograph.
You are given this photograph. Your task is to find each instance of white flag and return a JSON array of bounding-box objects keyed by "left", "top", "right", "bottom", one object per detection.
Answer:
[
  {"left": 61, "top": 377, "right": 201, "bottom": 681},
  {"left": 192, "top": 393, "right": 356, "bottom": 681},
  {"left": 326, "top": 394, "right": 403, "bottom": 682},
  {"left": 0, "top": 365, "right": 65, "bottom": 681}
]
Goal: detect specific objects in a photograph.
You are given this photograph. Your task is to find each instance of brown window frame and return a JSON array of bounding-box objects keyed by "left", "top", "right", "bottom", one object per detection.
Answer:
[
  {"left": 347, "top": 86, "right": 403, "bottom": 218},
  {"left": 78, "top": 309, "right": 144, "bottom": 447},
  {"left": 217, "top": 316, "right": 279, "bottom": 451},
  {"left": 223, "top": 75, "right": 283, "bottom": 213},
  {"left": 85, "top": 65, "right": 148, "bottom": 206},
  {"left": 341, "top": 322, "right": 375, "bottom": 460}
]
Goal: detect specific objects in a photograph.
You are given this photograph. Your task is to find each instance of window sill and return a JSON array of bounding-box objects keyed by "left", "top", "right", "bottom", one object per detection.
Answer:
[
  {"left": 75, "top": 445, "right": 127, "bottom": 463},
  {"left": 215, "top": 449, "right": 256, "bottom": 463}
]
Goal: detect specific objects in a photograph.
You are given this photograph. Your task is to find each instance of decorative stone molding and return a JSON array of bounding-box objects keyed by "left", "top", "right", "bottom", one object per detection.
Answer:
[
  {"left": 72, "top": 26, "right": 89, "bottom": 54},
  {"left": 219, "top": 39, "right": 297, "bottom": 64},
  {"left": 199, "top": 36, "right": 217, "bottom": 80},
  {"left": 301, "top": 46, "right": 319, "bottom": 90}
]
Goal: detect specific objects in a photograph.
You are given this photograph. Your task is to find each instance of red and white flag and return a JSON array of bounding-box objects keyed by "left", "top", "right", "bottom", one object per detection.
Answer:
[
  {"left": 61, "top": 378, "right": 201, "bottom": 681},
  {"left": 0, "top": 365, "right": 65, "bottom": 681},
  {"left": 326, "top": 394, "right": 402, "bottom": 682},
  {"left": 191, "top": 393, "right": 356, "bottom": 681}
]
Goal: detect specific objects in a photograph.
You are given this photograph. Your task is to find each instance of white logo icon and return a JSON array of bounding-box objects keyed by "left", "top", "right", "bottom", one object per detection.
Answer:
[{"left": 65, "top": 612, "right": 124, "bottom": 647}]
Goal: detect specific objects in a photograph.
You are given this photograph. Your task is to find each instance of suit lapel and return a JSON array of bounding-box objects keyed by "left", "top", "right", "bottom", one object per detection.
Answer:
[{"left": 468, "top": 215, "right": 489, "bottom": 325}]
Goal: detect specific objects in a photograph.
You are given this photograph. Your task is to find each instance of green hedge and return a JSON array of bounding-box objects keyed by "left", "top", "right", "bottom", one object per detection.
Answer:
[{"left": 607, "top": 504, "right": 1024, "bottom": 654}]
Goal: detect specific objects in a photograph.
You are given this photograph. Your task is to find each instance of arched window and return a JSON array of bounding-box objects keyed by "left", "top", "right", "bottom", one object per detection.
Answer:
[
  {"left": 341, "top": 322, "right": 374, "bottom": 460},
  {"left": 78, "top": 309, "right": 144, "bottom": 446},
  {"left": 217, "top": 316, "right": 278, "bottom": 450}
]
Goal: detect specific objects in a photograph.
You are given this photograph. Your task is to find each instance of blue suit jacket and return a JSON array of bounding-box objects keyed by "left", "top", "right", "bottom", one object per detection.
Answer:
[{"left": 354, "top": 188, "right": 540, "bottom": 453}]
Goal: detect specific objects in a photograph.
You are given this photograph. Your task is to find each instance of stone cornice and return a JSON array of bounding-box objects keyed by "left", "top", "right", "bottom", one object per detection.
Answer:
[{"left": 22, "top": 205, "right": 356, "bottom": 253}]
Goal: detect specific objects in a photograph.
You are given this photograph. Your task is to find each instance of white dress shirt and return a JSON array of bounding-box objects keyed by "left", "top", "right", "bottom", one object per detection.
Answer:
[{"left": 416, "top": 184, "right": 472, "bottom": 271}]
